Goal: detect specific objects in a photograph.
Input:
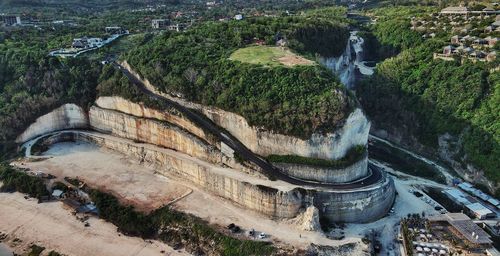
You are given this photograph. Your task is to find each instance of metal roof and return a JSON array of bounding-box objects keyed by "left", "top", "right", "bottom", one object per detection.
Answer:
[
  {"left": 466, "top": 202, "right": 494, "bottom": 217},
  {"left": 444, "top": 188, "right": 471, "bottom": 205},
  {"left": 429, "top": 213, "right": 492, "bottom": 244}
]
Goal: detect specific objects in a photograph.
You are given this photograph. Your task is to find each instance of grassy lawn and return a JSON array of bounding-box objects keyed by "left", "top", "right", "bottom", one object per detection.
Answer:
[{"left": 229, "top": 45, "right": 314, "bottom": 67}]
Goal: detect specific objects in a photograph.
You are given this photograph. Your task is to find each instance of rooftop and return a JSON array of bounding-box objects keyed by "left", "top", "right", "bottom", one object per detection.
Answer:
[
  {"left": 465, "top": 202, "right": 495, "bottom": 216},
  {"left": 429, "top": 213, "right": 492, "bottom": 245}
]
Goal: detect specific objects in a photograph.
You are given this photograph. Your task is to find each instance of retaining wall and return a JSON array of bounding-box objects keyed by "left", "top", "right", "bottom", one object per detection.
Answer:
[
  {"left": 274, "top": 154, "right": 369, "bottom": 183},
  {"left": 16, "top": 104, "right": 89, "bottom": 143}
]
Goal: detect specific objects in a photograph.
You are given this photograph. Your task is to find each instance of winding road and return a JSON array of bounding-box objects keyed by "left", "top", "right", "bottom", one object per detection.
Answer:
[{"left": 112, "top": 62, "right": 386, "bottom": 190}]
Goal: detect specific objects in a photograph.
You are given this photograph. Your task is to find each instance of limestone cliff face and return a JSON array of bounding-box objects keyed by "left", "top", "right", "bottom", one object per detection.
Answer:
[
  {"left": 43, "top": 131, "right": 305, "bottom": 218},
  {"left": 203, "top": 107, "right": 370, "bottom": 160},
  {"left": 121, "top": 61, "right": 371, "bottom": 160},
  {"left": 34, "top": 131, "right": 394, "bottom": 223},
  {"left": 95, "top": 97, "right": 212, "bottom": 144},
  {"left": 274, "top": 154, "right": 369, "bottom": 183},
  {"left": 16, "top": 104, "right": 89, "bottom": 143},
  {"left": 89, "top": 105, "right": 225, "bottom": 165}
]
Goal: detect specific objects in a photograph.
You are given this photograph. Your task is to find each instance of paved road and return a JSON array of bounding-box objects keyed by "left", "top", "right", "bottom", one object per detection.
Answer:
[{"left": 113, "top": 62, "right": 386, "bottom": 190}]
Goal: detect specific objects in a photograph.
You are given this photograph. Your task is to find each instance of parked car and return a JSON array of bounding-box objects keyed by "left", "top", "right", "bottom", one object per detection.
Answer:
[{"left": 258, "top": 233, "right": 267, "bottom": 239}]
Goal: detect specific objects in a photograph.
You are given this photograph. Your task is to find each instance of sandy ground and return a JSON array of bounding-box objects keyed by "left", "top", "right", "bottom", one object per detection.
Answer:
[
  {"left": 5, "top": 140, "right": 455, "bottom": 255},
  {"left": 16, "top": 142, "right": 192, "bottom": 212},
  {"left": 173, "top": 185, "right": 359, "bottom": 248},
  {"left": 0, "top": 189, "right": 188, "bottom": 256},
  {"left": 13, "top": 141, "right": 359, "bottom": 250},
  {"left": 278, "top": 54, "right": 315, "bottom": 66}
]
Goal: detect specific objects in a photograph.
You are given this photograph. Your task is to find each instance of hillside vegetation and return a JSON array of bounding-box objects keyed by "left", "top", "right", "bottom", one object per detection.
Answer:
[
  {"left": 125, "top": 7, "right": 354, "bottom": 139},
  {"left": 357, "top": 7, "right": 500, "bottom": 193}
]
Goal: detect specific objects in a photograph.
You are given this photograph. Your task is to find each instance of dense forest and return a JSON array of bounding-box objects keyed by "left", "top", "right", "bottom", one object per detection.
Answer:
[
  {"left": 0, "top": 50, "right": 101, "bottom": 158},
  {"left": 125, "top": 7, "right": 354, "bottom": 139},
  {"left": 357, "top": 7, "right": 500, "bottom": 194},
  {"left": 0, "top": 26, "right": 105, "bottom": 158}
]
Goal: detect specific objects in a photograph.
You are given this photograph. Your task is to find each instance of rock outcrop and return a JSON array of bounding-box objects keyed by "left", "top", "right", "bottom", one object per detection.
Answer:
[
  {"left": 95, "top": 97, "right": 210, "bottom": 143},
  {"left": 288, "top": 206, "right": 322, "bottom": 232},
  {"left": 89, "top": 105, "right": 225, "bottom": 165},
  {"left": 36, "top": 131, "right": 305, "bottom": 218},
  {"left": 18, "top": 93, "right": 393, "bottom": 224},
  {"left": 32, "top": 130, "right": 395, "bottom": 223},
  {"left": 16, "top": 104, "right": 88, "bottom": 143},
  {"left": 121, "top": 61, "right": 370, "bottom": 161}
]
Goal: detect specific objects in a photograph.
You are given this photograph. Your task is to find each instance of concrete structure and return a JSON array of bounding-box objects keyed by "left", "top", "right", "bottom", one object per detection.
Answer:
[
  {"left": 2, "top": 15, "right": 21, "bottom": 26},
  {"left": 167, "top": 24, "right": 185, "bottom": 32},
  {"left": 152, "top": 19, "right": 169, "bottom": 29},
  {"left": 105, "top": 26, "right": 127, "bottom": 34},
  {"left": 465, "top": 202, "right": 496, "bottom": 219},
  {"left": 274, "top": 154, "right": 369, "bottom": 183}
]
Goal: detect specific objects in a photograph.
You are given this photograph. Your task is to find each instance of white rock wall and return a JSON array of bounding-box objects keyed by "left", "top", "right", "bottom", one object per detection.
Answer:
[
  {"left": 16, "top": 104, "right": 89, "bottom": 143},
  {"left": 121, "top": 61, "right": 371, "bottom": 160},
  {"left": 95, "top": 97, "right": 210, "bottom": 143},
  {"left": 89, "top": 105, "right": 223, "bottom": 165},
  {"left": 274, "top": 154, "right": 369, "bottom": 183}
]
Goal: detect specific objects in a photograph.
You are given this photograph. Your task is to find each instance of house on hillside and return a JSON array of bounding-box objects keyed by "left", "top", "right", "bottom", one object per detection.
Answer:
[
  {"left": 72, "top": 37, "right": 103, "bottom": 49},
  {"left": 152, "top": 19, "right": 169, "bottom": 29},
  {"left": 2, "top": 15, "right": 21, "bottom": 26},
  {"left": 167, "top": 24, "right": 185, "bottom": 32}
]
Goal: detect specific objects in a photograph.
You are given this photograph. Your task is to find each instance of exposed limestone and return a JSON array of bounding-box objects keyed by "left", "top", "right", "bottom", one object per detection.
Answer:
[
  {"left": 89, "top": 105, "right": 225, "bottom": 164},
  {"left": 120, "top": 61, "right": 371, "bottom": 161},
  {"left": 202, "top": 107, "right": 370, "bottom": 160},
  {"left": 18, "top": 96, "right": 394, "bottom": 223},
  {"left": 288, "top": 206, "right": 322, "bottom": 232},
  {"left": 95, "top": 97, "right": 211, "bottom": 144},
  {"left": 31, "top": 130, "right": 395, "bottom": 223},
  {"left": 16, "top": 104, "right": 89, "bottom": 143},
  {"left": 39, "top": 131, "right": 305, "bottom": 218},
  {"left": 274, "top": 154, "right": 369, "bottom": 183}
]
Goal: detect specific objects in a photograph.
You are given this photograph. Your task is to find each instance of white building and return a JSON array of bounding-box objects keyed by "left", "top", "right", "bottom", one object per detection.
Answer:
[
  {"left": 465, "top": 202, "right": 496, "bottom": 219},
  {"left": 152, "top": 19, "right": 169, "bottom": 29}
]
